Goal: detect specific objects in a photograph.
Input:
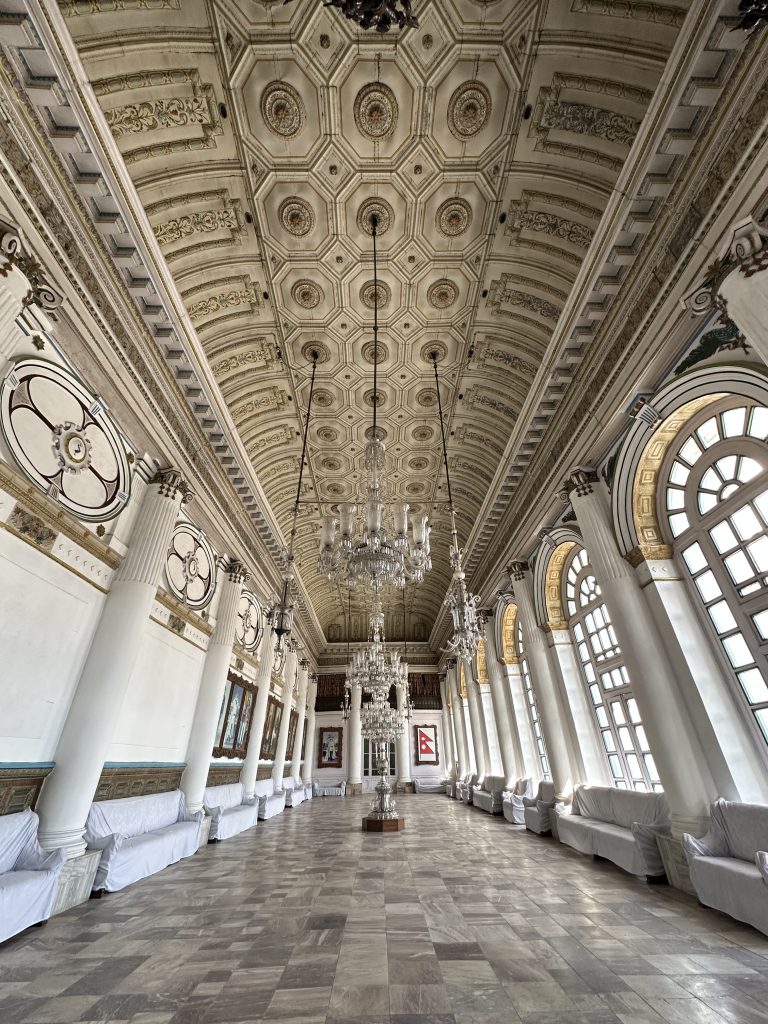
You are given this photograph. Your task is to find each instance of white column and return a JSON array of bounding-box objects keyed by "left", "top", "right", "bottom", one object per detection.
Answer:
[
  {"left": 303, "top": 675, "right": 318, "bottom": 785},
  {"left": 505, "top": 661, "right": 539, "bottom": 780},
  {"left": 271, "top": 648, "right": 296, "bottom": 788},
  {"left": 509, "top": 562, "right": 578, "bottom": 801},
  {"left": 565, "top": 471, "right": 719, "bottom": 834},
  {"left": 0, "top": 219, "right": 62, "bottom": 369},
  {"left": 240, "top": 617, "right": 277, "bottom": 799},
  {"left": 395, "top": 684, "right": 412, "bottom": 789},
  {"left": 548, "top": 628, "right": 612, "bottom": 786},
  {"left": 464, "top": 658, "right": 490, "bottom": 780},
  {"left": 290, "top": 659, "right": 309, "bottom": 781},
  {"left": 0, "top": 263, "right": 30, "bottom": 368},
  {"left": 37, "top": 466, "right": 190, "bottom": 855},
  {"left": 347, "top": 683, "right": 362, "bottom": 792},
  {"left": 448, "top": 664, "right": 469, "bottom": 776},
  {"left": 480, "top": 686, "right": 502, "bottom": 775},
  {"left": 483, "top": 614, "right": 518, "bottom": 789},
  {"left": 439, "top": 674, "right": 456, "bottom": 779},
  {"left": 181, "top": 560, "right": 246, "bottom": 811}
]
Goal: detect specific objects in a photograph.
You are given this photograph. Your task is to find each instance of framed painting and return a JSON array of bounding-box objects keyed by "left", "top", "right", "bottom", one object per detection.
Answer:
[
  {"left": 286, "top": 709, "right": 299, "bottom": 761},
  {"left": 318, "top": 726, "right": 343, "bottom": 769},
  {"left": 413, "top": 724, "right": 439, "bottom": 766}
]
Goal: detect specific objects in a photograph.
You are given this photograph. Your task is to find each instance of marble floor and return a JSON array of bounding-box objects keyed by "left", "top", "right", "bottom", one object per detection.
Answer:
[{"left": 2, "top": 795, "right": 768, "bottom": 1024}]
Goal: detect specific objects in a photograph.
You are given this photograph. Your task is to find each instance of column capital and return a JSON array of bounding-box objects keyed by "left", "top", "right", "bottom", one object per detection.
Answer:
[
  {"left": 683, "top": 215, "right": 768, "bottom": 317},
  {"left": 226, "top": 560, "right": 249, "bottom": 584},
  {"left": 560, "top": 467, "right": 599, "bottom": 500},
  {"left": 0, "top": 218, "right": 64, "bottom": 311},
  {"left": 153, "top": 467, "right": 194, "bottom": 504},
  {"left": 507, "top": 560, "right": 529, "bottom": 582}
]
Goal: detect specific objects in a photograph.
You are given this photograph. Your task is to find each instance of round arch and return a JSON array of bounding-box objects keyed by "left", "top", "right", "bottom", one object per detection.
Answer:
[
  {"left": 611, "top": 364, "right": 768, "bottom": 558},
  {"left": 498, "top": 600, "right": 518, "bottom": 664},
  {"left": 477, "top": 637, "right": 489, "bottom": 684},
  {"left": 531, "top": 526, "right": 584, "bottom": 627}
]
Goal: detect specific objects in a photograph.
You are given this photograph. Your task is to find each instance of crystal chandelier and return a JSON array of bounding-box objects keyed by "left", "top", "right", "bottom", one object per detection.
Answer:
[
  {"left": 431, "top": 351, "right": 483, "bottom": 659},
  {"left": 283, "top": 0, "right": 418, "bottom": 33},
  {"left": 319, "top": 213, "right": 431, "bottom": 593}
]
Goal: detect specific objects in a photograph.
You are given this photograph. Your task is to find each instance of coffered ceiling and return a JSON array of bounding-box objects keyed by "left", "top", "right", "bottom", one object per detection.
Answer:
[{"left": 61, "top": 0, "right": 686, "bottom": 645}]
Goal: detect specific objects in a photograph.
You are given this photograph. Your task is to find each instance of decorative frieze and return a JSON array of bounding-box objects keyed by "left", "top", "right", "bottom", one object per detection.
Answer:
[
  {"left": 0, "top": 763, "right": 53, "bottom": 814},
  {"left": 94, "top": 763, "right": 185, "bottom": 801}
]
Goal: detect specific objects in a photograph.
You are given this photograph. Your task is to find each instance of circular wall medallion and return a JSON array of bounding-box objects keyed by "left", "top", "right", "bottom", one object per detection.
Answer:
[
  {"left": 279, "top": 197, "right": 315, "bottom": 236},
  {"left": 436, "top": 198, "right": 473, "bottom": 237},
  {"left": 360, "top": 280, "right": 391, "bottom": 310},
  {"left": 317, "top": 425, "right": 339, "bottom": 442},
  {"left": 413, "top": 425, "right": 434, "bottom": 442},
  {"left": 356, "top": 197, "right": 395, "bottom": 236},
  {"left": 354, "top": 82, "right": 398, "bottom": 140},
  {"left": 236, "top": 591, "right": 263, "bottom": 652},
  {"left": 0, "top": 358, "right": 131, "bottom": 522},
  {"left": 427, "top": 279, "right": 458, "bottom": 308},
  {"left": 417, "top": 388, "right": 439, "bottom": 407},
  {"left": 165, "top": 522, "right": 217, "bottom": 610},
  {"left": 291, "top": 279, "right": 324, "bottom": 309},
  {"left": 448, "top": 80, "right": 492, "bottom": 139},
  {"left": 261, "top": 81, "right": 305, "bottom": 138},
  {"left": 362, "top": 341, "right": 389, "bottom": 365},
  {"left": 314, "top": 389, "right": 334, "bottom": 408},
  {"left": 364, "top": 389, "right": 386, "bottom": 408}
]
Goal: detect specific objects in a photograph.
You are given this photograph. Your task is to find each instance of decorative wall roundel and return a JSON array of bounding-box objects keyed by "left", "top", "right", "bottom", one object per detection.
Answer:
[
  {"left": 279, "top": 197, "right": 315, "bottom": 236},
  {"left": 427, "top": 279, "right": 458, "bottom": 308},
  {"left": 448, "top": 81, "right": 492, "bottom": 139},
  {"left": 0, "top": 358, "right": 131, "bottom": 522},
  {"left": 261, "top": 81, "right": 305, "bottom": 138},
  {"left": 436, "top": 198, "right": 473, "bottom": 237},
  {"left": 354, "top": 83, "right": 398, "bottom": 140},
  {"left": 165, "top": 522, "right": 217, "bottom": 609},
  {"left": 291, "top": 279, "right": 323, "bottom": 308},
  {"left": 357, "top": 197, "right": 394, "bottom": 235},
  {"left": 235, "top": 591, "right": 263, "bottom": 652}
]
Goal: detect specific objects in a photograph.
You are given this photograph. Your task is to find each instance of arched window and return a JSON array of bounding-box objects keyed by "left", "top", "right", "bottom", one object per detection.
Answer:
[
  {"left": 516, "top": 620, "right": 550, "bottom": 780},
  {"left": 662, "top": 399, "right": 768, "bottom": 746},
  {"left": 564, "top": 547, "right": 660, "bottom": 790}
]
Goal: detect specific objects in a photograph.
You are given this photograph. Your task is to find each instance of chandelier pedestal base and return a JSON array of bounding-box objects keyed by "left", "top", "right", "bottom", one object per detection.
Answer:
[{"left": 362, "top": 816, "right": 405, "bottom": 833}]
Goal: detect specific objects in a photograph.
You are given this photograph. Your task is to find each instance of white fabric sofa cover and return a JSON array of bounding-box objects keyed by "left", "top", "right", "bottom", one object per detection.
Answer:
[
  {"left": 414, "top": 778, "right": 446, "bottom": 794},
  {"left": 557, "top": 785, "right": 670, "bottom": 877},
  {"left": 313, "top": 780, "right": 346, "bottom": 797},
  {"left": 444, "top": 779, "right": 457, "bottom": 799},
  {"left": 0, "top": 809, "right": 66, "bottom": 943},
  {"left": 456, "top": 772, "right": 478, "bottom": 803},
  {"left": 254, "top": 778, "right": 286, "bottom": 819},
  {"left": 283, "top": 777, "right": 304, "bottom": 808},
  {"left": 203, "top": 782, "right": 258, "bottom": 842},
  {"left": 523, "top": 781, "right": 557, "bottom": 835},
  {"left": 502, "top": 777, "right": 535, "bottom": 825},
  {"left": 85, "top": 790, "right": 202, "bottom": 893},
  {"left": 302, "top": 780, "right": 313, "bottom": 800},
  {"left": 683, "top": 798, "right": 768, "bottom": 936},
  {"left": 473, "top": 774, "right": 505, "bottom": 814}
]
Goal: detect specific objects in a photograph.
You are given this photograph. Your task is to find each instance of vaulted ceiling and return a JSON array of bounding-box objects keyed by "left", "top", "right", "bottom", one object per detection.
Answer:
[{"left": 61, "top": 0, "right": 686, "bottom": 645}]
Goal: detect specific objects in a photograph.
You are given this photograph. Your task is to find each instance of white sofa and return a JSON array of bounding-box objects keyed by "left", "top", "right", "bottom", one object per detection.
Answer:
[
  {"left": 302, "top": 779, "right": 313, "bottom": 800},
  {"left": 472, "top": 774, "right": 505, "bottom": 814},
  {"left": 203, "top": 782, "right": 258, "bottom": 842},
  {"left": 501, "top": 777, "right": 535, "bottom": 824},
  {"left": 414, "top": 779, "right": 446, "bottom": 794},
  {"left": 85, "top": 790, "right": 202, "bottom": 893},
  {"left": 523, "top": 780, "right": 557, "bottom": 834},
  {"left": 254, "top": 778, "right": 286, "bottom": 819},
  {"left": 283, "top": 777, "right": 304, "bottom": 808},
  {"left": 683, "top": 798, "right": 768, "bottom": 936},
  {"left": 445, "top": 779, "right": 457, "bottom": 799},
  {"left": 0, "top": 809, "right": 66, "bottom": 943},
  {"left": 313, "top": 780, "right": 346, "bottom": 797},
  {"left": 557, "top": 785, "right": 670, "bottom": 878},
  {"left": 456, "top": 772, "right": 478, "bottom": 803}
]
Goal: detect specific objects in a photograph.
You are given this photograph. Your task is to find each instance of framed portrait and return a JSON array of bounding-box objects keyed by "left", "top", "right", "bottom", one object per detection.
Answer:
[
  {"left": 286, "top": 709, "right": 299, "bottom": 761},
  {"left": 213, "top": 672, "right": 258, "bottom": 759},
  {"left": 413, "top": 724, "right": 439, "bottom": 766},
  {"left": 317, "top": 726, "right": 343, "bottom": 769}
]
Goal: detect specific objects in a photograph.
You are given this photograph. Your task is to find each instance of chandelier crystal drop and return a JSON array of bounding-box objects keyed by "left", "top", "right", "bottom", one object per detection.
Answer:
[{"left": 283, "top": 0, "right": 418, "bottom": 33}]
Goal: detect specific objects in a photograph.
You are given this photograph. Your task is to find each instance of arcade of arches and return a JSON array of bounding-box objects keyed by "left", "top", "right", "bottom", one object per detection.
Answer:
[{"left": 3, "top": 1, "right": 768, "bottom": 1020}]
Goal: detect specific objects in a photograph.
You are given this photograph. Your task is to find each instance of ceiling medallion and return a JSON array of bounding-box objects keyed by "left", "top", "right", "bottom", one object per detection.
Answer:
[
  {"left": 448, "top": 80, "right": 491, "bottom": 139},
  {"left": 291, "top": 279, "right": 324, "bottom": 308},
  {"left": 261, "top": 81, "right": 305, "bottom": 138},
  {"left": 357, "top": 197, "right": 394, "bottom": 235},
  {"left": 279, "top": 197, "right": 315, "bottom": 236},
  {"left": 327, "top": 482, "right": 345, "bottom": 496},
  {"left": 365, "top": 425, "right": 387, "bottom": 441},
  {"left": 354, "top": 82, "right": 398, "bottom": 140},
  {"left": 406, "top": 482, "right": 424, "bottom": 494},
  {"left": 321, "top": 456, "right": 342, "bottom": 472},
  {"left": 314, "top": 389, "right": 334, "bottom": 408},
  {"left": 360, "top": 280, "right": 391, "bottom": 310},
  {"left": 408, "top": 456, "right": 429, "bottom": 470},
  {"left": 416, "top": 388, "right": 438, "bottom": 407},
  {"left": 317, "top": 425, "right": 339, "bottom": 442},
  {"left": 436, "top": 198, "right": 472, "bottom": 237},
  {"left": 420, "top": 340, "right": 447, "bottom": 364},
  {"left": 363, "top": 340, "right": 389, "bottom": 364},
  {"left": 301, "top": 340, "right": 331, "bottom": 363},
  {"left": 427, "top": 279, "right": 458, "bottom": 308},
  {"left": 364, "top": 388, "right": 386, "bottom": 408},
  {"left": 413, "top": 424, "right": 434, "bottom": 442}
]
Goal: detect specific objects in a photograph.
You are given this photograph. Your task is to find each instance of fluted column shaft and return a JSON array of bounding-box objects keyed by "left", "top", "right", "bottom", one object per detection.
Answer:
[
  {"left": 483, "top": 616, "right": 518, "bottom": 789},
  {"left": 504, "top": 662, "right": 538, "bottom": 780},
  {"left": 567, "top": 474, "right": 718, "bottom": 834},
  {"left": 271, "top": 649, "right": 296, "bottom": 787},
  {"left": 448, "top": 665, "right": 469, "bottom": 776},
  {"left": 290, "top": 662, "right": 309, "bottom": 780},
  {"left": 720, "top": 251, "right": 768, "bottom": 367},
  {"left": 182, "top": 561, "right": 246, "bottom": 811},
  {"left": 439, "top": 676, "right": 456, "bottom": 779},
  {"left": 347, "top": 684, "right": 363, "bottom": 789},
  {"left": 463, "top": 659, "right": 490, "bottom": 779},
  {"left": 396, "top": 684, "right": 412, "bottom": 787},
  {"left": 303, "top": 677, "right": 318, "bottom": 785},
  {"left": 37, "top": 467, "right": 190, "bottom": 855},
  {"left": 240, "top": 622, "right": 277, "bottom": 798},
  {"left": 0, "top": 263, "right": 30, "bottom": 368}
]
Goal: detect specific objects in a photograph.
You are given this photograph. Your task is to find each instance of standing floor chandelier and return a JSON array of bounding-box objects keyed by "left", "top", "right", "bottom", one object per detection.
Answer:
[
  {"left": 319, "top": 213, "right": 431, "bottom": 594},
  {"left": 431, "top": 351, "right": 482, "bottom": 660}
]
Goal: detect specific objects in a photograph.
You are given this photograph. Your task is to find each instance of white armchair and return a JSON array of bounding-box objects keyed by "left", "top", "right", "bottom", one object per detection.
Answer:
[
  {"left": 472, "top": 775, "right": 505, "bottom": 814},
  {"left": 502, "top": 777, "right": 534, "bottom": 825},
  {"left": 203, "top": 782, "right": 258, "bottom": 841},
  {"left": 523, "top": 781, "right": 556, "bottom": 835},
  {"left": 0, "top": 809, "right": 66, "bottom": 943}
]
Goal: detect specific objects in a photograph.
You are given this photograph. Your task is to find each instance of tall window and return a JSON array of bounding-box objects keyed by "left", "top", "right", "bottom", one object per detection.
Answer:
[
  {"left": 363, "top": 739, "right": 395, "bottom": 776},
  {"left": 564, "top": 547, "right": 660, "bottom": 791},
  {"left": 663, "top": 400, "right": 768, "bottom": 746},
  {"left": 516, "top": 620, "right": 550, "bottom": 780}
]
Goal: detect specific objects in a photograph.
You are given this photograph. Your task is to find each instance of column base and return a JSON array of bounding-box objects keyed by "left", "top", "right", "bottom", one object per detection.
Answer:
[
  {"left": 198, "top": 815, "right": 212, "bottom": 848},
  {"left": 396, "top": 781, "right": 413, "bottom": 794},
  {"left": 52, "top": 850, "right": 100, "bottom": 915},
  {"left": 657, "top": 834, "right": 696, "bottom": 895},
  {"left": 38, "top": 826, "right": 87, "bottom": 860},
  {"left": 671, "top": 812, "right": 710, "bottom": 840},
  {"left": 347, "top": 782, "right": 362, "bottom": 796}
]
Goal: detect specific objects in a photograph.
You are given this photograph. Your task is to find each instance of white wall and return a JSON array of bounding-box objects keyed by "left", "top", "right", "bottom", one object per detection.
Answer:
[
  {"left": 105, "top": 618, "right": 205, "bottom": 764},
  {"left": 0, "top": 529, "right": 105, "bottom": 762},
  {"left": 410, "top": 711, "right": 445, "bottom": 785},
  {"left": 313, "top": 711, "right": 347, "bottom": 786}
]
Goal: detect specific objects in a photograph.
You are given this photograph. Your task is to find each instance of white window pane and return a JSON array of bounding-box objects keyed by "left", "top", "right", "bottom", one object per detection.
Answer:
[
  {"left": 585, "top": 612, "right": 595, "bottom": 633},
  {"left": 670, "top": 512, "right": 690, "bottom": 536},
  {"left": 666, "top": 488, "right": 686, "bottom": 510},
  {"left": 635, "top": 725, "right": 649, "bottom": 751},
  {"left": 695, "top": 570, "right": 722, "bottom": 602},
  {"left": 724, "top": 550, "right": 753, "bottom": 585},
  {"left": 753, "top": 491, "right": 768, "bottom": 525},
  {"left": 755, "top": 709, "right": 768, "bottom": 743},
  {"left": 709, "top": 521, "right": 738, "bottom": 554},
  {"left": 635, "top": 781, "right": 648, "bottom": 792},
  {"left": 590, "top": 684, "right": 601, "bottom": 705},
  {"left": 698, "top": 494, "right": 717, "bottom": 515},
  {"left": 567, "top": 599, "right": 576, "bottom": 615},
  {"left": 600, "top": 672, "right": 614, "bottom": 690},
  {"left": 584, "top": 663, "right": 596, "bottom": 683},
  {"left": 572, "top": 622, "right": 583, "bottom": 641},
  {"left": 738, "top": 668, "right": 768, "bottom": 705},
  {"left": 669, "top": 461, "right": 690, "bottom": 486},
  {"left": 608, "top": 755, "right": 623, "bottom": 780},
  {"left": 696, "top": 417, "right": 720, "bottom": 448},
  {"left": 682, "top": 542, "right": 707, "bottom": 574},
  {"left": 626, "top": 753, "right": 643, "bottom": 778},
  {"left": 740, "top": 582, "right": 762, "bottom": 597},
  {"left": 752, "top": 609, "right": 768, "bottom": 640},
  {"left": 618, "top": 726, "right": 634, "bottom": 752},
  {"left": 749, "top": 406, "right": 768, "bottom": 439},
  {"left": 644, "top": 753, "right": 660, "bottom": 783},
  {"left": 596, "top": 706, "right": 609, "bottom": 728},
  {"left": 626, "top": 697, "right": 641, "bottom": 723},
  {"left": 610, "top": 701, "right": 626, "bottom": 725},
  {"left": 738, "top": 456, "right": 763, "bottom": 483},
  {"left": 716, "top": 455, "right": 738, "bottom": 480},
  {"left": 621, "top": 666, "right": 630, "bottom": 685},
  {"left": 747, "top": 536, "right": 768, "bottom": 572},
  {"left": 721, "top": 483, "right": 739, "bottom": 501},
  {"left": 602, "top": 730, "right": 616, "bottom": 752},
  {"left": 680, "top": 436, "right": 701, "bottom": 465},
  {"left": 722, "top": 407, "right": 746, "bottom": 437},
  {"left": 578, "top": 642, "right": 589, "bottom": 663},
  {"left": 731, "top": 504, "right": 762, "bottom": 541},
  {"left": 722, "top": 632, "right": 754, "bottom": 669},
  {"left": 700, "top": 467, "right": 722, "bottom": 492},
  {"left": 708, "top": 600, "right": 737, "bottom": 634}
]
